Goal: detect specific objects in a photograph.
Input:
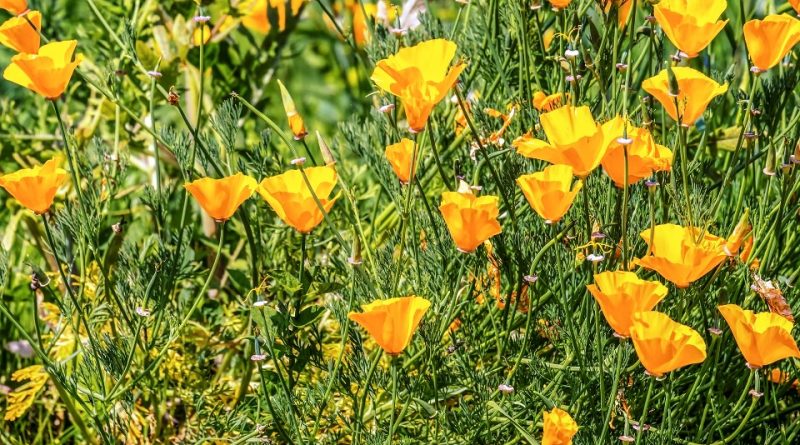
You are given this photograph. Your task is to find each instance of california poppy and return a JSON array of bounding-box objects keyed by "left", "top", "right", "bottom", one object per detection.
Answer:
[
  {"left": 277, "top": 79, "right": 307, "bottom": 140},
  {"left": 587, "top": 271, "right": 668, "bottom": 337},
  {"left": 348, "top": 296, "right": 431, "bottom": 355},
  {"left": 549, "top": 0, "right": 572, "bottom": 10},
  {"left": 541, "top": 407, "right": 578, "bottom": 445},
  {"left": 258, "top": 165, "right": 338, "bottom": 233},
  {"left": 653, "top": 0, "right": 727, "bottom": 58},
  {"left": 0, "top": 158, "right": 68, "bottom": 214},
  {"left": 630, "top": 311, "right": 707, "bottom": 376},
  {"left": 513, "top": 105, "right": 608, "bottom": 177},
  {"left": 532, "top": 91, "right": 565, "bottom": 112},
  {"left": 371, "top": 39, "right": 466, "bottom": 133},
  {"left": 0, "top": 10, "right": 40, "bottom": 54},
  {"left": 600, "top": 118, "right": 673, "bottom": 187},
  {"left": 743, "top": 14, "right": 800, "bottom": 72},
  {"left": 192, "top": 24, "right": 212, "bottom": 46},
  {"left": 185, "top": 173, "right": 257, "bottom": 222},
  {"left": 240, "top": 0, "right": 305, "bottom": 34},
  {"left": 3, "top": 40, "right": 83, "bottom": 99},
  {"left": 439, "top": 185, "right": 502, "bottom": 253},
  {"left": 385, "top": 138, "right": 416, "bottom": 184},
  {"left": 724, "top": 210, "right": 752, "bottom": 257},
  {"left": 718, "top": 304, "right": 800, "bottom": 368},
  {"left": 601, "top": 0, "right": 634, "bottom": 28},
  {"left": 635, "top": 224, "right": 727, "bottom": 288},
  {"left": 792, "top": 0, "right": 800, "bottom": 15},
  {"left": 516, "top": 164, "right": 583, "bottom": 223},
  {"left": 641, "top": 67, "right": 728, "bottom": 126},
  {"left": 0, "top": 0, "right": 26, "bottom": 15}
]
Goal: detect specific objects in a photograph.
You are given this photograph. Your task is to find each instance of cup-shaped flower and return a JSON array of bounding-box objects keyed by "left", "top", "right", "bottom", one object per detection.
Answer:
[
  {"left": 600, "top": 117, "right": 673, "bottom": 187},
  {"left": 587, "top": 271, "right": 669, "bottom": 337},
  {"left": 348, "top": 296, "right": 431, "bottom": 355},
  {"left": 635, "top": 224, "right": 727, "bottom": 288},
  {"left": 240, "top": 0, "right": 304, "bottom": 34},
  {"left": 3, "top": 40, "right": 83, "bottom": 99},
  {"left": 549, "top": 0, "right": 572, "bottom": 9},
  {"left": 630, "top": 311, "right": 707, "bottom": 376},
  {"left": 371, "top": 39, "right": 466, "bottom": 133},
  {"left": 0, "top": 0, "right": 26, "bottom": 15},
  {"left": 743, "top": 14, "right": 800, "bottom": 72},
  {"left": 385, "top": 138, "right": 416, "bottom": 184},
  {"left": 641, "top": 67, "right": 727, "bottom": 126},
  {"left": 516, "top": 164, "right": 582, "bottom": 223},
  {"left": 439, "top": 188, "right": 502, "bottom": 253},
  {"left": 0, "top": 10, "right": 40, "bottom": 54},
  {"left": 512, "top": 105, "right": 608, "bottom": 177},
  {"left": 185, "top": 173, "right": 257, "bottom": 222},
  {"left": 718, "top": 304, "right": 800, "bottom": 368},
  {"left": 654, "top": 0, "right": 728, "bottom": 58},
  {"left": 277, "top": 79, "right": 307, "bottom": 140},
  {"left": 0, "top": 158, "right": 68, "bottom": 214},
  {"left": 542, "top": 407, "right": 578, "bottom": 445},
  {"left": 258, "top": 165, "right": 338, "bottom": 233}
]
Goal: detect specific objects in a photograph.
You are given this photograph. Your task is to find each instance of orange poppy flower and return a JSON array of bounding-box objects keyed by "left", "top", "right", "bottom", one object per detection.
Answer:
[
  {"left": 542, "top": 407, "right": 578, "bottom": 445},
  {"left": 385, "top": 138, "right": 416, "bottom": 184},
  {"left": 635, "top": 224, "right": 727, "bottom": 288},
  {"left": 0, "top": 0, "right": 26, "bottom": 15},
  {"left": 3, "top": 40, "right": 83, "bottom": 99},
  {"left": 0, "top": 158, "right": 68, "bottom": 214},
  {"left": 532, "top": 91, "right": 565, "bottom": 112},
  {"left": 185, "top": 173, "right": 258, "bottom": 222},
  {"left": 630, "top": 311, "right": 707, "bottom": 376},
  {"left": 543, "top": 28, "right": 555, "bottom": 51},
  {"left": 348, "top": 296, "right": 431, "bottom": 355},
  {"left": 513, "top": 105, "right": 609, "bottom": 177},
  {"left": 718, "top": 304, "right": 800, "bottom": 368},
  {"left": 371, "top": 39, "right": 466, "bottom": 133},
  {"left": 743, "top": 14, "right": 800, "bottom": 72},
  {"left": 516, "top": 164, "right": 583, "bottom": 223},
  {"left": 0, "top": 10, "right": 40, "bottom": 54},
  {"left": 725, "top": 210, "right": 752, "bottom": 257},
  {"left": 258, "top": 165, "right": 338, "bottom": 233},
  {"left": 601, "top": 0, "right": 634, "bottom": 28},
  {"left": 439, "top": 185, "right": 502, "bottom": 253},
  {"left": 653, "top": 0, "right": 727, "bottom": 58},
  {"left": 240, "top": 0, "right": 305, "bottom": 34},
  {"left": 277, "top": 80, "right": 307, "bottom": 140},
  {"left": 587, "top": 271, "right": 669, "bottom": 337},
  {"left": 549, "top": 0, "right": 572, "bottom": 9},
  {"left": 641, "top": 67, "right": 728, "bottom": 126},
  {"left": 600, "top": 117, "right": 673, "bottom": 187},
  {"left": 792, "top": 0, "right": 800, "bottom": 15}
]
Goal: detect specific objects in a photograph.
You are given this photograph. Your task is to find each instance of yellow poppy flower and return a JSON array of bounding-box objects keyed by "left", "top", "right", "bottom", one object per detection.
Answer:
[
  {"left": 277, "top": 80, "right": 307, "bottom": 140},
  {"left": 185, "top": 173, "right": 258, "bottom": 222},
  {"left": 543, "top": 27, "right": 555, "bottom": 51},
  {"left": 0, "top": 0, "right": 26, "bottom": 15},
  {"left": 532, "top": 91, "right": 565, "bottom": 112},
  {"left": 371, "top": 39, "right": 466, "bottom": 133},
  {"left": 385, "top": 138, "right": 416, "bottom": 184},
  {"left": 0, "top": 10, "right": 40, "bottom": 54},
  {"left": 258, "top": 166, "right": 338, "bottom": 233},
  {"left": 0, "top": 158, "right": 68, "bottom": 215},
  {"left": 348, "top": 296, "right": 431, "bottom": 355},
  {"left": 654, "top": 0, "right": 728, "bottom": 58},
  {"left": 3, "top": 40, "right": 83, "bottom": 99},
  {"left": 587, "top": 271, "right": 669, "bottom": 337},
  {"left": 240, "top": 0, "right": 304, "bottom": 34},
  {"left": 600, "top": 117, "right": 673, "bottom": 187},
  {"left": 439, "top": 187, "right": 502, "bottom": 253},
  {"left": 718, "top": 304, "right": 800, "bottom": 368},
  {"left": 542, "top": 407, "right": 578, "bottom": 445},
  {"left": 630, "top": 311, "right": 707, "bottom": 376},
  {"left": 635, "top": 224, "right": 727, "bottom": 288},
  {"left": 743, "top": 14, "right": 800, "bottom": 72},
  {"left": 641, "top": 67, "right": 728, "bottom": 126},
  {"left": 192, "top": 24, "right": 211, "bottom": 46},
  {"left": 516, "top": 164, "right": 582, "bottom": 223},
  {"left": 512, "top": 105, "right": 608, "bottom": 177}
]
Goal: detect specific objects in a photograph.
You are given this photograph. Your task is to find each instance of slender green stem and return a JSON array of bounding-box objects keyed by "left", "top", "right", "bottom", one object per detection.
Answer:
[{"left": 635, "top": 377, "right": 655, "bottom": 444}]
